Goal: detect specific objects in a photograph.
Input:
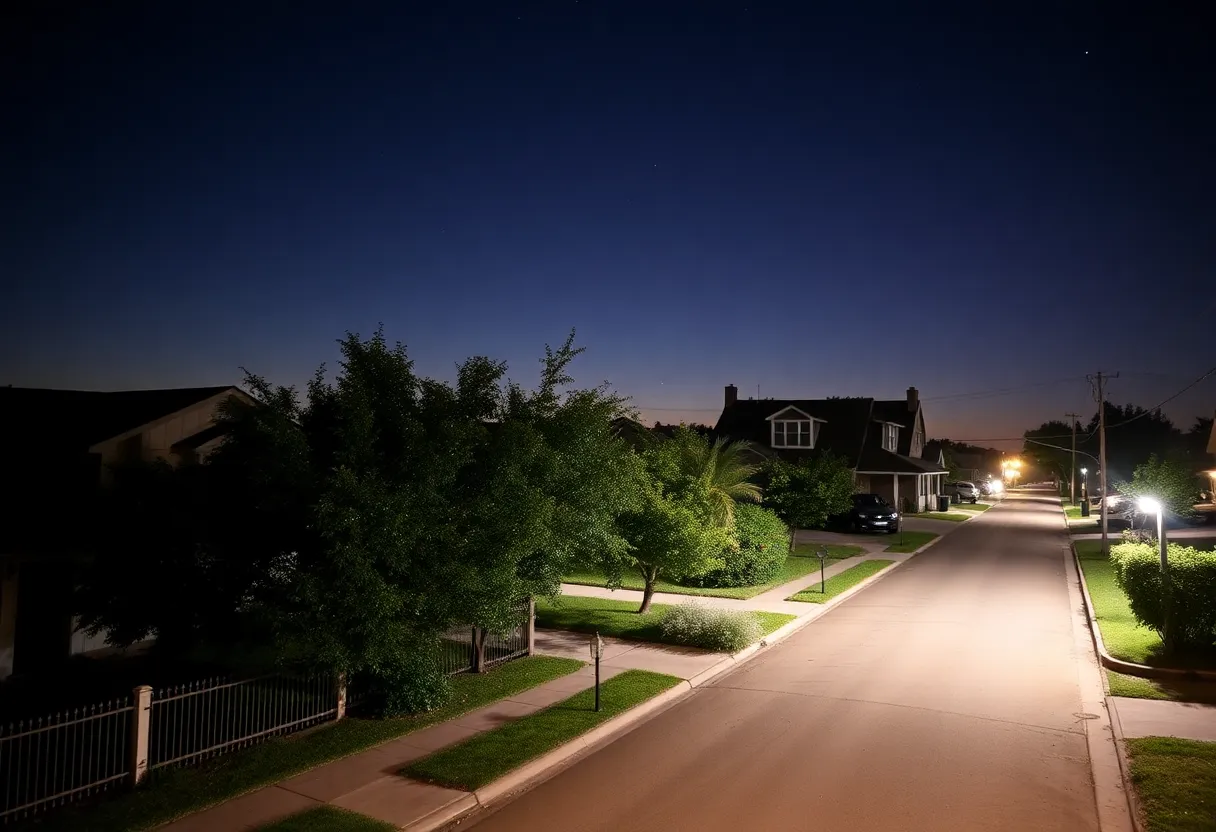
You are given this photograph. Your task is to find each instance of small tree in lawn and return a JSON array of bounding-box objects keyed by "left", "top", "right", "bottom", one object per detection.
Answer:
[
  {"left": 762, "top": 454, "right": 856, "bottom": 544},
  {"left": 668, "top": 428, "right": 762, "bottom": 526},
  {"left": 1118, "top": 454, "right": 1202, "bottom": 523}
]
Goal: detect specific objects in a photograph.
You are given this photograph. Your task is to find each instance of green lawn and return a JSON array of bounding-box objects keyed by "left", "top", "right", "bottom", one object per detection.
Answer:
[
  {"left": 883, "top": 531, "right": 938, "bottom": 553},
  {"left": 920, "top": 512, "right": 971, "bottom": 522},
  {"left": 951, "top": 503, "right": 991, "bottom": 513},
  {"left": 257, "top": 807, "right": 395, "bottom": 832},
  {"left": 787, "top": 560, "right": 895, "bottom": 603},
  {"left": 1064, "top": 505, "right": 1085, "bottom": 519},
  {"left": 404, "top": 670, "right": 681, "bottom": 791},
  {"left": 1075, "top": 540, "right": 1162, "bottom": 665},
  {"left": 535, "top": 595, "right": 794, "bottom": 647},
  {"left": 1126, "top": 737, "right": 1216, "bottom": 832},
  {"left": 562, "top": 546, "right": 863, "bottom": 600},
  {"left": 23, "top": 656, "right": 583, "bottom": 832},
  {"left": 1107, "top": 671, "right": 1216, "bottom": 705}
]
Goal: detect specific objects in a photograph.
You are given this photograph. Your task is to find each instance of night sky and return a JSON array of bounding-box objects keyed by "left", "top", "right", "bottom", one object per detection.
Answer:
[{"left": 3, "top": 2, "right": 1213, "bottom": 448}]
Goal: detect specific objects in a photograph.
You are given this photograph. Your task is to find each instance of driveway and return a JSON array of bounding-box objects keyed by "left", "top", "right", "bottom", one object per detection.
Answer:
[{"left": 466, "top": 488, "right": 1103, "bottom": 832}]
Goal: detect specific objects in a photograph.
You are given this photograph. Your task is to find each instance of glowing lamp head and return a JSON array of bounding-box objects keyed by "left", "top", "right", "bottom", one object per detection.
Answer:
[
  {"left": 1081, "top": 467, "right": 1087, "bottom": 475},
  {"left": 1137, "top": 497, "right": 1162, "bottom": 514}
]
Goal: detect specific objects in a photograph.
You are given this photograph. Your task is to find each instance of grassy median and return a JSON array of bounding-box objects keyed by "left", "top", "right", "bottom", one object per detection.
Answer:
[
  {"left": 404, "top": 669, "right": 682, "bottom": 791},
  {"left": 951, "top": 503, "right": 991, "bottom": 513},
  {"left": 920, "top": 512, "right": 970, "bottom": 522},
  {"left": 535, "top": 596, "right": 793, "bottom": 646},
  {"left": 883, "top": 531, "right": 937, "bottom": 553},
  {"left": 563, "top": 547, "right": 862, "bottom": 600},
  {"left": 24, "top": 656, "right": 584, "bottom": 832},
  {"left": 788, "top": 560, "right": 894, "bottom": 603},
  {"left": 1074, "top": 540, "right": 1161, "bottom": 664},
  {"left": 1126, "top": 737, "right": 1216, "bottom": 832}
]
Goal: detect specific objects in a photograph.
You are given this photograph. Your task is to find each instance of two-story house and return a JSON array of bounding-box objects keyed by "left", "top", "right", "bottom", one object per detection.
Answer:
[
  {"left": 713, "top": 385, "right": 949, "bottom": 513},
  {"left": 0, "top": 385, "right": 249, "bottom": 680}
]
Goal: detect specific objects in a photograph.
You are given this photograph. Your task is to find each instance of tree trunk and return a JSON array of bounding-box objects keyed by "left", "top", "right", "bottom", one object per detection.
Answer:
[
  {"left": 638, "top": 567, "right": 658, "bottom": 614},
  {"left": 472, "top": 627, "right": 487, "bottom": 673}
]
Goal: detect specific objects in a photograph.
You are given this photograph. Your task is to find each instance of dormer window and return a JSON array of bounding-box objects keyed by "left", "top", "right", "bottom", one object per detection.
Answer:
[
  {"left": 773, "top": 420, "right": 813, "bottom": 448},
  {"left": 766, "top": 406, "right": 824, "bottom": 449},
  {"left": 883, "top": 423, "right": 899, "bottom": 452}
]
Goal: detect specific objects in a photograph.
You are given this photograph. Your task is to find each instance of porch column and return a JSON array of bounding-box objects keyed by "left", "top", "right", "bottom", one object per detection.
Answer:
[{"left": 893, "top": 474, "right": 899, "bottom": 511}]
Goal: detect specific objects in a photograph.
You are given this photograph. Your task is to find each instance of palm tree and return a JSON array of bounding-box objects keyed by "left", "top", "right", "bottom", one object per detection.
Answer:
[{"left": 674, "top": 430, "right": 762, "bottom": 527}]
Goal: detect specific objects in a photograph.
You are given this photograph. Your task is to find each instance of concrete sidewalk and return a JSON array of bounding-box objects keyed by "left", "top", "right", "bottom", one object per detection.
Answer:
[
  {"left": 559, "top": 553, "right": 877, "bottom": 615},
  {"left": 159, "top": 636, "right": 732, "bottom": 832},
  {"left": 1110, "top": 696, "right": 1216, "bottom": 742}
]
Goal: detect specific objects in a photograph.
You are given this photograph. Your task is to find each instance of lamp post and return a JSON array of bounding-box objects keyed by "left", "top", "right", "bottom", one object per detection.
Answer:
[
  {"left": 1137, "top": 497, "right": 1170, "bottom": 647},
  {"left": 589, "top": 631, "right": 604, "bottom": 712},
  {"left": 1080, "top": 468, "right": 1090, "bottom": 517}
]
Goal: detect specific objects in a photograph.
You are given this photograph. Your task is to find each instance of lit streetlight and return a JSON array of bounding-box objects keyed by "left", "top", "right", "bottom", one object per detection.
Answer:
[{"left": 1137, "top": 496, "right": 1170, "bottom": 645}]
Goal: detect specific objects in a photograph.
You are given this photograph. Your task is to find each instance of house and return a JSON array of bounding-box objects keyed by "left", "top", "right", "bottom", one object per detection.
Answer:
[
  {"left": 0, "top": 385, "right": 249, "bottom": 680},
  {"left": 713, "top": 385, "right": 949, "bottom": 513}
]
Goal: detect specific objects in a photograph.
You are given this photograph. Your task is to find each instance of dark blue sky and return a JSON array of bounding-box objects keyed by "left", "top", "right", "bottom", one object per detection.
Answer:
[{"left": 3, "top": 1, "right": 1212, "bottom": 446}]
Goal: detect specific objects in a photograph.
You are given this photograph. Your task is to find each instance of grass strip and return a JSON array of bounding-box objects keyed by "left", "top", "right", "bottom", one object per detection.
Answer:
[
  {"left": 535, "top": 596, "right": 793, "bottom": 646},
  {"left": 1075, "top": 540, "right": 1162, "bottom": 665},
  {"left": 404, "top": 670, "right": 681, "bottom": 791},
  {"left": 24, "top": 657, "right": 583, "bottom": 832},
  {"left": 256, "top": 807, "right": 395, "bottom": 832},
  {"left": 1126, "top": 737, "right": 1216, "bottom": 832},
  {"left": 883, "top": 531, "right": 937, "bottom": 553},
  {"left": 787, "top": 560, "right": 894, "bottom": 603},
  {"left": 951, "top": 503, "right": 991, "bottom": 513},
  {"left": 563, "top": 546, "right": 862, "bottom": 600},
  {"left": 920, "top": 512, "right": 971, "bottom": 522}
]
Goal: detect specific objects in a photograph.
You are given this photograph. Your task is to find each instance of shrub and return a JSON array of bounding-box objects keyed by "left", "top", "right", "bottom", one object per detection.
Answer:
[
  {"left": 1110, "top": 542, "right": 1216, "bottom": 654},
  {"left": 369, "top": 646, "right": 452, "bottom": 717},
  {"left": 688, "top": 504, "right": 790, "bottom": 588},
  {"left": 659, "top": 604, "right": 762, "bottom": 652}
]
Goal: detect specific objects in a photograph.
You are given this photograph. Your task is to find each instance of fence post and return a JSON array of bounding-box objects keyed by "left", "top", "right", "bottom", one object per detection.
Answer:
[
  {"left": 526, "top": 598, "right": 535, "bottom": 656},
  {"left": 335, "top": 672, "right": 347, "bottom": 722},
  {"left": 129, "top": 685, "right": 152, "bottom": 786}
]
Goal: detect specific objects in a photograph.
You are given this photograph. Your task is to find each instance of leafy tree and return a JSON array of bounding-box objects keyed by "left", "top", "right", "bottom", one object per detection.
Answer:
[
  {"left": 761, "top": 454, "right": 856, "bottom": 539},
  {"left": 1117, "top": 454, "right": 1202, "bottom": 521},
  {"left": 77, "top": 329, "right": 642, "bottom": 711},
  {"left": 614, "top": 470, "right": 732, "bottom": 613},
  {"left": 668, "top": 428, "right": 761, "bottom": 527},
  {"left": 1184, "top": 416, "right": 1214, "bottom": 464},
  {"left": 1082, "top": 403, "right": 1182, "bottom": 484},
  {"left": 1022, "top": 420, "right": 1082, "bottom": 483}
]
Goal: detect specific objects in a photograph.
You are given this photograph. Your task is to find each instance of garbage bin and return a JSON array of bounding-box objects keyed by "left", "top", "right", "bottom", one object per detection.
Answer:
[
  {"left": 1081, "top": 501, "right": 1090, "bottom": 517},
  {"left": 938, "top": 495, "right": 950, "bottom": 512}
]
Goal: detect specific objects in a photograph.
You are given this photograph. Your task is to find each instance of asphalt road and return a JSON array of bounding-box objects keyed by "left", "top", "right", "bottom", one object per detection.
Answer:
[{"left": 467, "top": 488, "right": 1101, "bottom": 832}]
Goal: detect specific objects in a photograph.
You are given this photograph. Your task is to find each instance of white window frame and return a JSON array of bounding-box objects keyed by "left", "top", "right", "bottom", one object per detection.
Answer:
[
  {"left": 772, "top": 419, "right": 814, "bottom": 449},
  {"left": 882, "top": 423, "right": 899, "bottom": 452}
]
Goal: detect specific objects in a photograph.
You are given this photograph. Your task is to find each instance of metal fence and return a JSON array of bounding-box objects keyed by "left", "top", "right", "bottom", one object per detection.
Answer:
[
  {"left": 437, "top": 601, "right": 532, "bottom": 675},
  {"left": 148, "top": 674, "right": 338, "bottom": 771},
  {"left": 0, "top": 599, "right": 534, "bottom": 824},
  {"left": 0, "top": 698, "right": 133, "bottom": 824}
]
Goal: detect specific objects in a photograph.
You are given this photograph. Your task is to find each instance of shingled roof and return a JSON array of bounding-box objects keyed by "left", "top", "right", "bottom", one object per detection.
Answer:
[{"left": 713, "top": 397, "right": 875, "bottom": 467}]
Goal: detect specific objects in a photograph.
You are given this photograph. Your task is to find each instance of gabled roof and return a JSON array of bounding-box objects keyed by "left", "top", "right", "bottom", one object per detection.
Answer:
[
  {"left": 765, "top": 405, "right": 818, "bottom": 422},
  {"left": 922, "top": 439, "right": 946, "bottom": 466},
  {"left": 714, "top": 397, "right": 874, "bottom": 467},
  {"left": 0, "top": 385, "right": 239, "bottom": 452},
  {"left": 871, "top": 399, "right": 918, "bottom": 455}
]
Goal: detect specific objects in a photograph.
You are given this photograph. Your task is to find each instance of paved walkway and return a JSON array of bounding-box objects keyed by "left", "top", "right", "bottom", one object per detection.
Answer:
[
  {"left": 159, "top": 636, "right": 732, "bottom": 832},
  {"left": 560, "top": 553, "right": 881, "bottom": 615},
  {"left": 1110, "top": 696, "right": 1216, "bottom": 742}
]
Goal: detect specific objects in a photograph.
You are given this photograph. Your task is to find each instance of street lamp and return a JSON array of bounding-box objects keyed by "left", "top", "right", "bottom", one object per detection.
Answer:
[
  {"left": 1080, "top": 468, "right": 1090, "bottom": 516},
  {"left": 1137, "top": 496, "right": 1170, "bottom": 646}
]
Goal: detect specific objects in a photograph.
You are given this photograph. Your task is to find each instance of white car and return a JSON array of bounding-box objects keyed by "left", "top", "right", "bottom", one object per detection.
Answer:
[{"left": 944, "top": 481, "right": 980, "bottom": 504}]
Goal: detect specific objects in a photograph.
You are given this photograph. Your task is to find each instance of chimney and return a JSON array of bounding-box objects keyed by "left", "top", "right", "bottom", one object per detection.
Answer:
[
  {"left": 725, "top": 384, "right": 738, "bottom": 407},
  {"left": 907, "top": 386, "right": 919, "bottom": 412}
]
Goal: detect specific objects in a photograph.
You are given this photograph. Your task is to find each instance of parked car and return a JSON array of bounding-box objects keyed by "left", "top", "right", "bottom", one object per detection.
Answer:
[
  {"left": 977, "top": 479, "right": 1002, "bottom": 496},
  {"left": 839, "top": 493, "right": 902, "bottom": 533},
  {"left": 944, "top": 481, "right": 980, "bottom": 503}
]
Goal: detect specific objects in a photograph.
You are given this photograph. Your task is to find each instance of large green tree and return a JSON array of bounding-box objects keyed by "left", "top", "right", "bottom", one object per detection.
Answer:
[
  {"left": 761, "top": 454, "right": 856, "bottom": 539},
  {"left": 77, "top": 330, "right": 641, "bottom": 704},
  {"left": 669, "top": 429, "right": 761, "bottom": 526},
  {"left": 1117, "top": 454, "right": 1201, "bottom": 521}
]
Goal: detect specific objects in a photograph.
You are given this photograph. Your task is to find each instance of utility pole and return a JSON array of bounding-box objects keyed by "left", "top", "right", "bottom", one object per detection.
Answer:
[
  {"left": 1065, "top": 412, "right": 1080, "bottom": 505},
  {"left": 1088, "top": 372, "right": 1119, "bottom": 555}
]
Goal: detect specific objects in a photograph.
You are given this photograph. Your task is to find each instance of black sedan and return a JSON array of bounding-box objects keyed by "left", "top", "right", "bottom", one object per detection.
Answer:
[{"left": 840, "top": 493, "right": 902, "bottom": 533}]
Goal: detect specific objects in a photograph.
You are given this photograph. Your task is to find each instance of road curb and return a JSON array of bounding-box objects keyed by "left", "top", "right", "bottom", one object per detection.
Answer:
[
  {"left": 469, "top": 680, "right": 692, "bottom": 810},
  {"left": 1070, "top": 542, "right": 1216, "bottom": 683},
  {"left": 1103, "top": 693, "right": 1147, "bottom": 832},
  {"left": 1064, "top": 539, "right": 1137, "bottom": 832},
  {"left": 399, "top": 793, "right": 480, "bottom": 832}
]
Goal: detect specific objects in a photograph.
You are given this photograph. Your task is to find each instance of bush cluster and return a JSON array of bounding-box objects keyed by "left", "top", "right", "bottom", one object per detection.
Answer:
[
  {"left": 687, "top": 504, "right": 789, "bottom": 588},
  {"left": 659, "top": 604, "right": 762, "bottom": 653},
  {"left": 369, "top": 647, "right": 452, "bottom": 717},
  {"left": 1110, "top": 542, "right": 1216, "bottom": 654}
]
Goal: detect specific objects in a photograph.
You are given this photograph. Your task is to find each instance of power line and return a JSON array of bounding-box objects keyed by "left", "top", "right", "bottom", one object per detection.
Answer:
[{"left": 1103, "top": 363, "right": 1216, "bottom": 430}]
